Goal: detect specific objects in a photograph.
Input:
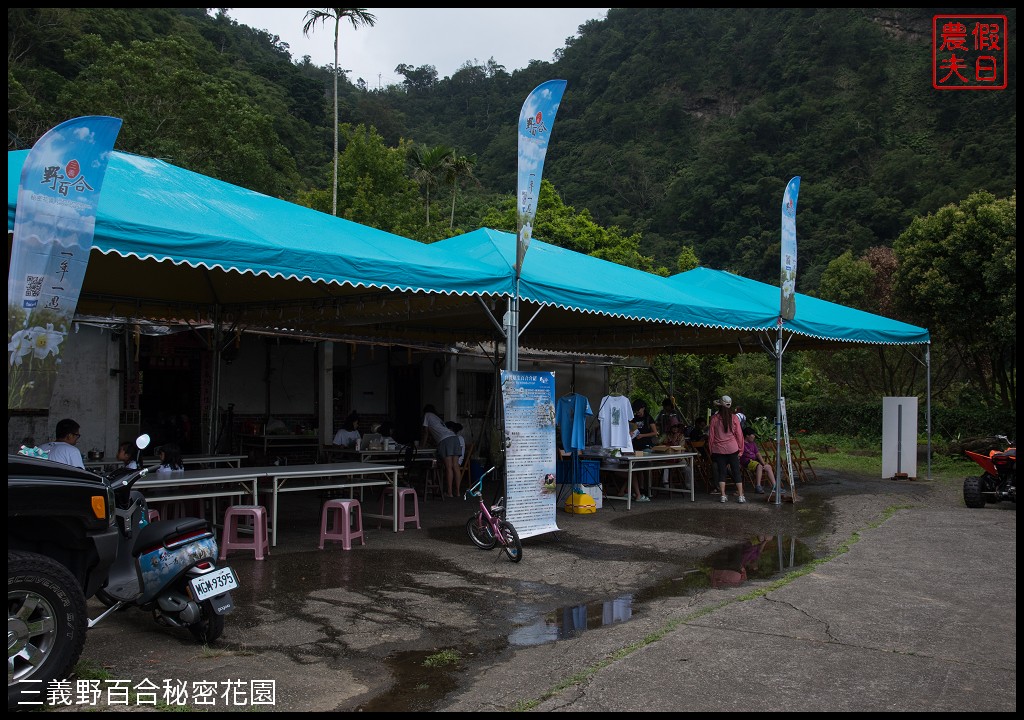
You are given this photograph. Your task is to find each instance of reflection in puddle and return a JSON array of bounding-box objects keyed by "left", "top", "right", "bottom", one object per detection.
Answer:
[
  {"left": 511, "top": 534, "right": 813, "bottom": 646},
  {"left": 509, "top": 595, "right": 633, "bottom": 646}
]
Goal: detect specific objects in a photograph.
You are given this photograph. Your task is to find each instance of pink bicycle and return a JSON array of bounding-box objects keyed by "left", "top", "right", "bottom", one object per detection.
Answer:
[{"left": 464, "top": 466, "right": 523, "bottom": 562}]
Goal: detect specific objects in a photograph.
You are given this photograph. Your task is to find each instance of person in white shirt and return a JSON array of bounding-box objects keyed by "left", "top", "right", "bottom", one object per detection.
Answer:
[
  {"left": 39, "top": 418, "right": 85, "bottom": 469},
  {"left": 421, "top": 404, "right": 460, "bottom": 497},
  {"left": 117, "top": 439, "right": 139, "bottom": 469},
  {"left": 332, "top": 413, "right": 362, "bottom": 448}
]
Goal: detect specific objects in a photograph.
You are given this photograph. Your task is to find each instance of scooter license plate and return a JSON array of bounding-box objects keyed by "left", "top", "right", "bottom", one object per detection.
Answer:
[{"left": 190, "top": 567, "right": 238, "bottom": 601}]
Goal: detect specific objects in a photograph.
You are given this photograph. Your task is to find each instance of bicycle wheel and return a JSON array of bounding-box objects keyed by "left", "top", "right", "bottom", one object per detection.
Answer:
[
  {"left": 466, "top": 514, "right": 497, "bottom": 549},
  {"left": 497, "top": 519, "right": 523, "bottom": 562}
]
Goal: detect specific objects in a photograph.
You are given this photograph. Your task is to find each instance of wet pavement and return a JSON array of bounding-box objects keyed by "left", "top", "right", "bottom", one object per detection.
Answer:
[{"left": 56, "top": 469, "right": 1015, "bottom": 712}]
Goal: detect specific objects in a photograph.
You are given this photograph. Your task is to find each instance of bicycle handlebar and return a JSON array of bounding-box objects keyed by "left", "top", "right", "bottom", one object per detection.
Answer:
[{"left": 464, "top": 466, "right": 498, "bottom": 499}]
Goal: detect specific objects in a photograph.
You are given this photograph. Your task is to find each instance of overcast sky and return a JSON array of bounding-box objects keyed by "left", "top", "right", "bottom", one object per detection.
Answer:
[{"left": 222, "top": 8, "right": 610, "bottom": 89}]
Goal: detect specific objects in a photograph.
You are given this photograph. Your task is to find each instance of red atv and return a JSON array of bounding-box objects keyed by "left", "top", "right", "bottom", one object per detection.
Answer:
[{"left": 962, "top": 435, "right": 1016, "bottom": 509}]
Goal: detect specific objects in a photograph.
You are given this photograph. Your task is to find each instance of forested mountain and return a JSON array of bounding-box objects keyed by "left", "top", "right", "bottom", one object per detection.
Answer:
[
  {"left": 7, "top": 8, "right": 1016, "bottom": 424},
  {"left": 8, "top": 7, "right": 1015, "bottom": 287}
]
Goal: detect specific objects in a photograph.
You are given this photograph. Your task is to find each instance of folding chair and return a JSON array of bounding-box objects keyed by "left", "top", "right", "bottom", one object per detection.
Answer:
[{"left": 791, "top": 438, "right": 818, "bottom": 483}]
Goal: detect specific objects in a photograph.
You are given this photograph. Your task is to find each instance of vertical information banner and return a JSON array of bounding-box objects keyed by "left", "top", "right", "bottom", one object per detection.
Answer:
[
  {"left": 501, "top": 370, "right": 559, "bottom": 538},
  {"left": 515, "top": 79, "right": 567, "bottom": 280},
  {"left": 8, "top": 116, "right": 122, "bottom": 409},
  {"left": 779, "top": 176, "right": 800, "bottom": 321}
]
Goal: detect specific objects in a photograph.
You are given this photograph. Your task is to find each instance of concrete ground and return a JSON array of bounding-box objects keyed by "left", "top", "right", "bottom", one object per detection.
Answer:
[{"left": 50, "top": 467, "right": 1015, "bottom": 712}]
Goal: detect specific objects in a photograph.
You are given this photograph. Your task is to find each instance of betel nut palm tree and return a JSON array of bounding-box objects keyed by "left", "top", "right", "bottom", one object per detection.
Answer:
[
  {"left": 408, "top": 143, "right": 454, "bottom": 225},
  {"left": 302, "top": 8, "right": 377, "bottom": 217},
  {"left": 445, "top": 152, "right": 478, "bottom": 229}
]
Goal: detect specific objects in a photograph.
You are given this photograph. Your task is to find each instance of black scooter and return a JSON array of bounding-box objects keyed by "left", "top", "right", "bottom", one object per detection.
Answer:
[{"left": 90, "top": 435, "right": 237, "bottom": 642}]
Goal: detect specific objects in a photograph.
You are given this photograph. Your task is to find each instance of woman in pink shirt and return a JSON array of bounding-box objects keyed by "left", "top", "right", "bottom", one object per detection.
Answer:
[{"left": 707, "top": 395, "right": 746, "bottom": 503}]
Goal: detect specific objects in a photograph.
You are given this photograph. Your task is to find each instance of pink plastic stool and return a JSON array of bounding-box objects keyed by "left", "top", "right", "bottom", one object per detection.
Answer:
[
  {"left": 146, "top": 508, "right": 161, "bottom": 523},
  {"left": 319, "top": 499, "right": 365, "bottom": 550},
  {"left": 378, "top": 487, "right": 421, "bottom": 531},
  {"left": 219, "top": 505, "right": 269, "bottom": 560}
]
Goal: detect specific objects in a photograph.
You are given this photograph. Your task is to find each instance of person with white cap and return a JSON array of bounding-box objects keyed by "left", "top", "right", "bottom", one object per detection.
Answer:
[{"left": 708, "top": 395, "right": 746, "bottom": 503}]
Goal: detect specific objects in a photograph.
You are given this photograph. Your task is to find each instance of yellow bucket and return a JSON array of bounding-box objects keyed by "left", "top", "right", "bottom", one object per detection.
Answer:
[{"left": 564, "top": 491, "right": 597, "bottom": 514}]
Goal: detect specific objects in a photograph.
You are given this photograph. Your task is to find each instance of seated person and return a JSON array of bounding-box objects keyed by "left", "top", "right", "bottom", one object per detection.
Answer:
[
  {"left": 662, "top": 421, "right": 686, "bottom": 447},
  {"left": 332, "top": 413, "right": 362, "bottom": 448},
  {"left": 156, "top": 443, "right": 184, "bottom": 474},
  {"left": 660, "top": 421, "right": 693, "bottom": 490},
  {"left": 740, "top": 427, "right": 776, "bottom": 494},
  {"left": 688, "top": 417, "right": 708, "bottom": 445}
]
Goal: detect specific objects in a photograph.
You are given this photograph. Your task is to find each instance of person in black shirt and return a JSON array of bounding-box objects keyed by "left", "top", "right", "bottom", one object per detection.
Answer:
[{"left": 629, "top": 399, "right": 659, "bottom": 502}]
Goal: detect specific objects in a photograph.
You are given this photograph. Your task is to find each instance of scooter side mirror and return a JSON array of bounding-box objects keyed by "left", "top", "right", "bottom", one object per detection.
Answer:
[{"left": 136, "top": 434, "right": 151, "bottom": 451}]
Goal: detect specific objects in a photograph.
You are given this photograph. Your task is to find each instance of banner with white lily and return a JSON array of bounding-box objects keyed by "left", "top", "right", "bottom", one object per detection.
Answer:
[{"left": 8, "top": 116, "right": 121, "bottom": 409}]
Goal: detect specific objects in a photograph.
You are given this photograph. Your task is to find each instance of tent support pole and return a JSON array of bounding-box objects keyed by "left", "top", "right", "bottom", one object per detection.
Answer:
[
  {"left": 775, "top": 324, "right": 783, "bottom": 507},
  {"left": 504, "top": 280, "right": 520, "bottom": 372},
  {"left": 926, "top": 344, "right": 932, "bottom": 481},
  {"left": 207, "top": 310, "right": 222, "bottom": 455}
]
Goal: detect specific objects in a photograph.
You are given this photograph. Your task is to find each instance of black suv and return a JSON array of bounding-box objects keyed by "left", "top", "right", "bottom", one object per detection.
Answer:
[{"left": 7, "top": 454, "right": 119, "bottom": 708}]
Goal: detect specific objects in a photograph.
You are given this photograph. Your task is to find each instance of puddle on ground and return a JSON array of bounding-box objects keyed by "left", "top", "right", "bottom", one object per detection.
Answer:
[
  {"left": 506, "top": 534, "right": 813, "bottom": 648},
  {"left": 509, "top": 595, "right": 634, "bottom": 646},
  {"left": 355, "top": 534, "right": 814, "bottom": 711},
  {"left": 355, "top": 649, "right": 462, "bottom": 712}
]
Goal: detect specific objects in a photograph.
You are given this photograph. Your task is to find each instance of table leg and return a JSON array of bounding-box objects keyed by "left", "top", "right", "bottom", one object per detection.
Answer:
[
  {"left": 271, "top": 478, "right": 279, "bottom": 547},
  {"left": 626, "top": 466, "right": 633, "bottom": 510},
  {"left": 392, "top": 470, "right": 399, "bottom": 533},
  {"left": 688, "top": 457, "right": 695, "bottom": 502}
]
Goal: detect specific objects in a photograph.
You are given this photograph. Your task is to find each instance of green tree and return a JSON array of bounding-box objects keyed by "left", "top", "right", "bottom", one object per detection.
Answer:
[
  {"left": 295, "top": 123, "right": 422, "bottom": 235},
  {"left": 408, "top": 144, "right": 455, "bottom": 225},
  {"left": 57, "top": 35, "right": 298, "bottom": 197},
  {"left": 893, "top": 191, "right": 1016, "bottom": 409},
  {"left": 481, "top": 180, "right": 666, "bottom": 274},
  {"left": 813, "top": 249, "right": 925, "bottom": 400},
  {"left": 303, "top": 7, "right": 377, "bottom": 216}
]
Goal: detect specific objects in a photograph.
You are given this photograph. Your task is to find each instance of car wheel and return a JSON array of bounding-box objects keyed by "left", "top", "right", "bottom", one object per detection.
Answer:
[{"left": 8, "top": 551, "right": 88, "bottom": 709}]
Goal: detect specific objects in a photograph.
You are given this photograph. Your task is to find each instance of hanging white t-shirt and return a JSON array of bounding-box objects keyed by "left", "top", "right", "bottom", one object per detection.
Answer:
[{"left": 598, "top": 395, "right": 634, "bottom": 451}]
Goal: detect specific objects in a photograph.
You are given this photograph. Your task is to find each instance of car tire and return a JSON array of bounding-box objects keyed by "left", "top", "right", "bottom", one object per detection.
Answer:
[{"left": 8, "top": 551, "right": 88, "bottom": 709}]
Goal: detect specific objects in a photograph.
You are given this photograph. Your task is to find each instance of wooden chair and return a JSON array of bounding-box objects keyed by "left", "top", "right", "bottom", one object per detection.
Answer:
[
  {"left": 687, "top": 440, "right": 714, "bottom": 493},
  {"left": 790, "top": 437, "right": 818, "bottom": 483}
]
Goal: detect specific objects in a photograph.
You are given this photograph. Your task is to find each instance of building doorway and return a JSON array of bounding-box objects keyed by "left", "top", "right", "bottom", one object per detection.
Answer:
[
  {"left": 138, "top": 334, "right": 204, "bottom": 453},
  {"left": 390, "top": 365, "right": 421, "bottom": 446}
]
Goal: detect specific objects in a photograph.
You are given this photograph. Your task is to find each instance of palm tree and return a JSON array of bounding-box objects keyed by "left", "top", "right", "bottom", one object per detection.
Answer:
[
  {"left": 409, "top": 144, "right": 454, "bottom": 225},
  {"left": 303, "top": 8, "right": 377, "bottom": 217},
  {"left": 444, "top": 153, "right": 478, "bottom": 229}
]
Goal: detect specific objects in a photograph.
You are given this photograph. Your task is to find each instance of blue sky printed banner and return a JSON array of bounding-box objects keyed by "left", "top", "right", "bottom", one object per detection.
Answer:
[
  {"left": 8, "top": 116, "right": 122, "bottom": 409},
  {"left": 780, "top": 176, "right": 800, "bottom": 321},
  {"left": 515, "top": 79, "right": 567, "bottom": 279}
]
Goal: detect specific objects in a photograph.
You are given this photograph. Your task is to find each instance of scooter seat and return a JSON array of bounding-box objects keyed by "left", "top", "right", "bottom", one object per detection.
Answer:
[{"left": 133, "top": 517, "right": 213, "bottom": 556}]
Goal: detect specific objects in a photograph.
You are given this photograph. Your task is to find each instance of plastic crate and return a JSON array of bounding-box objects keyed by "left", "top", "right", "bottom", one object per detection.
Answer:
[{"left": 556, "top": 459, "right": 601, "bottom": 485}]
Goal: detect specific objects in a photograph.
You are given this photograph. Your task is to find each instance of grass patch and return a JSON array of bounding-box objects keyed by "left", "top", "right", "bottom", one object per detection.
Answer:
[
  {"left": 73, "top": 659, "right": 114, "bottom": 681},
  {"left": 795, "top": 433, "right": 975, "bottom": 486},
  {"left": 422, "top": 649, "right": 461, "bottom": 668}
]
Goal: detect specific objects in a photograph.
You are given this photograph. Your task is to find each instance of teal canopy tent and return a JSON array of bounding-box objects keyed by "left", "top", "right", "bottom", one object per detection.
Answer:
[
  {"left": 8, "top": 149, "right": 513, "bottom": 343},
  {"left": 665, "top": 267, "right": 930, "bottom": 349},
  {"left": 428, "top": 228, "right": 780, "bottom": 356},
  {"left": 665, "top": 267, "right": 932, "bottom": 484}
]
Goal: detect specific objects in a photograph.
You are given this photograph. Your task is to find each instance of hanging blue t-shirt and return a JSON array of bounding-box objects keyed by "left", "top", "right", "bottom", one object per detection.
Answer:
[{"left": 556, "top": 393, "right": 593, "bottom": 452}]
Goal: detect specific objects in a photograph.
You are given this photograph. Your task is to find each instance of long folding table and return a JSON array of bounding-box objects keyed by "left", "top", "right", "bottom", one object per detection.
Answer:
[{"left": 136, "top": 461, "right": 402, "bottom": 545}]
